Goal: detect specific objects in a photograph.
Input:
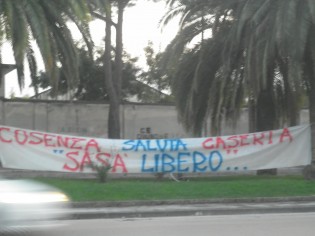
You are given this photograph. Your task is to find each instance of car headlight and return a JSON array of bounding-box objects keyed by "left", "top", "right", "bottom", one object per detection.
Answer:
[{"left": 0, "top": 192, "right": 69, "bottom": 204}]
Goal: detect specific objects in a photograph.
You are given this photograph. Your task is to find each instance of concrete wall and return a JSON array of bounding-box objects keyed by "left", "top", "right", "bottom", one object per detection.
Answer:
[
  {"left": 0, "top": 98, "right": 310, "bottom": 139},
  {"left": 0, "top": 99, "right": 189, "bottom": 139}
]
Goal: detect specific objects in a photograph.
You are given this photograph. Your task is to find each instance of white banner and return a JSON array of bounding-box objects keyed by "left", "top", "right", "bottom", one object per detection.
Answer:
[{"left": 0, "top": 125, "right": 311, "bottom": 174}]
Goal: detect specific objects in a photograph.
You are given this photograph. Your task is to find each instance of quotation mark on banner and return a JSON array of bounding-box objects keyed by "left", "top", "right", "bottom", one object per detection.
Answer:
[
  {"left": 53, "top": 150, "right": 64, "bottom": 154},
  {"left": 226, "top": 149, "right": 238, "bottom": 155}
]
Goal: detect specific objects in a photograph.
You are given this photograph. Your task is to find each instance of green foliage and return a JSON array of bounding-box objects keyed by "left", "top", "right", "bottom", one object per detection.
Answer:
[
  {"left": 35, "top": 47, "right": 143, "bottom": 101},
  {"left": 35, "top": 44, "right": 175, "bottom": 104},
  {"left": 89, "top": 161, "right": 112, "bottom": 183},
  {"left": 160, "top": 0, "right": 313, "bottom": 135},
  {"left": 0, "top": 0, "right": 93, "bottom": 95},
  {"left": 138, "top": 41, "right": 174, "bottom": 104}
]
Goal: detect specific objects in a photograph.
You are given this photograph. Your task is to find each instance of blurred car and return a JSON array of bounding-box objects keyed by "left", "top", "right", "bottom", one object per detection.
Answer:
[{"left": 0, "top": 177, "right": 70, "bottom": 235}]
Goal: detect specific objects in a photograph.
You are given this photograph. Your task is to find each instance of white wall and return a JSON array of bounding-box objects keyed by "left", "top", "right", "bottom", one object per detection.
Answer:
[{"left": 0, "top": 99, "right": 310, "bottom": 139}]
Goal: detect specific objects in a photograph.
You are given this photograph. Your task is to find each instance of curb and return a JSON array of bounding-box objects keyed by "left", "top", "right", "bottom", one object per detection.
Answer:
[
  {"left": 71, "top": 196, "right": 315, "bottom": 208},
  {"left": 69, "top": 196, "right": 315, "bottom": 220}
]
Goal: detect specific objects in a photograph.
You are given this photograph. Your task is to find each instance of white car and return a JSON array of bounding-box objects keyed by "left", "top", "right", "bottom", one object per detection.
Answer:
[{"left": 0, "top": 177, "right": 70, "bottom": 235}]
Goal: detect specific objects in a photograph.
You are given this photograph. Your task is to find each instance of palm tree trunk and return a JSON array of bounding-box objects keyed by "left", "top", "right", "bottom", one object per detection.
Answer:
[
  {"left": 105, "top": 0, "right": 128, "bottom": 139},
  {"left": 309, "top": 89, "right": 315, "bottom": 163},
  {"left": 304, "top": 74, "right": 315, "bottom": 179},
  {"left": 302, "top": 44, "right": 315, "bottom": 180},
  {"left": 104, "top": 2, "right": 120, "bottom": 139},
  {"left": 248, "top": 97, "right": 256, "bottom": 133},
  {"left": 114, "top": 1, "right": 124, "bottom": 100},
  {"left": 256, "top": 86, "right": 277, "bottom": 176}
]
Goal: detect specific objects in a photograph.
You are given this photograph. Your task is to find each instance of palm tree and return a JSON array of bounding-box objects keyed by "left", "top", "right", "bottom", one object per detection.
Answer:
[
  {"left": 161, "top": 0, "right": 248, "bottom": 136},
  {"left": 89, "top": 0, "right": 137, "bottom": 138},
  {"left": 215, "top": 0, "right": 315, "bottom": 177},
  {"left": 161, "top": 0, "right": 315, "bottom": 177},
  {"left": 162, "top": 0, "right": 308, "bottom": 130},
  {"left": 0, "top": 0, "right": 93, "bottom": 96}
]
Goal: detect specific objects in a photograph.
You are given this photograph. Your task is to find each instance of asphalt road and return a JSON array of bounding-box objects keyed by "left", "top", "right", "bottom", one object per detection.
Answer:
[
  {"left": 70, "top": 198, "right": 315, "bottom": 219},
  {"left": 40, "top": 212, "right": 315, "bottom": 236}
]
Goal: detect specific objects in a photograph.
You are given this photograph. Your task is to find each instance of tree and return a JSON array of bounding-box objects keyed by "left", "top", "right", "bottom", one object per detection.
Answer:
[
  {"left": 88, "top": 0, "right": 175, "bottom": 138},
  {"left": 0, "top": 0, "right": 93, "bottom": 96},
  {"left": 160, "top": 0, "right": 243, "bottom": 136},
  {"left": 210, "top": 0, "right": 315, "bottom": 177},
  {"left": 161, "top": 0, "right": 306, "bottom": 134},
  {"left": 88, "top": 0, "right": 133, "bottom": 138},
  {"left": 161, "top": 0, "right": 315, "bottom": 177},
  {"left": 139, "top": 41, "right": 174, "bottom": 104},
  {"left": 35, "top": 46, "right": 144, "bottom": 101}
]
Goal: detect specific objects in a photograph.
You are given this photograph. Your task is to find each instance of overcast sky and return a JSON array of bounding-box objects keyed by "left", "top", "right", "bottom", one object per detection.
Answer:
[
  {"left": 88, "top": 1, "right": 178, "bottom": 66},
  {"left": 3, "top": 1, "right": 179, "bottom": 98}
]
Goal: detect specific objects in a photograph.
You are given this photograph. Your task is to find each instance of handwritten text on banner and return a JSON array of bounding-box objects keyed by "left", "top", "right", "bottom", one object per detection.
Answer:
[{"left": 0, "top": 125, "right": 311, "bottom": 173}]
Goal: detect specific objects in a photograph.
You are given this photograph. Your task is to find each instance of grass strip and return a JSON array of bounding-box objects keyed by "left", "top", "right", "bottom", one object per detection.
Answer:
[{"left": 35, "top": 175, "right": 315, "bottom": 202}]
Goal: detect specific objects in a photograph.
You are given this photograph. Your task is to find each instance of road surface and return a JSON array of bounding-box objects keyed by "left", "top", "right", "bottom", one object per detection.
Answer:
[{"left": 42, "top": 212, "right": 315, "bottom": 236}]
